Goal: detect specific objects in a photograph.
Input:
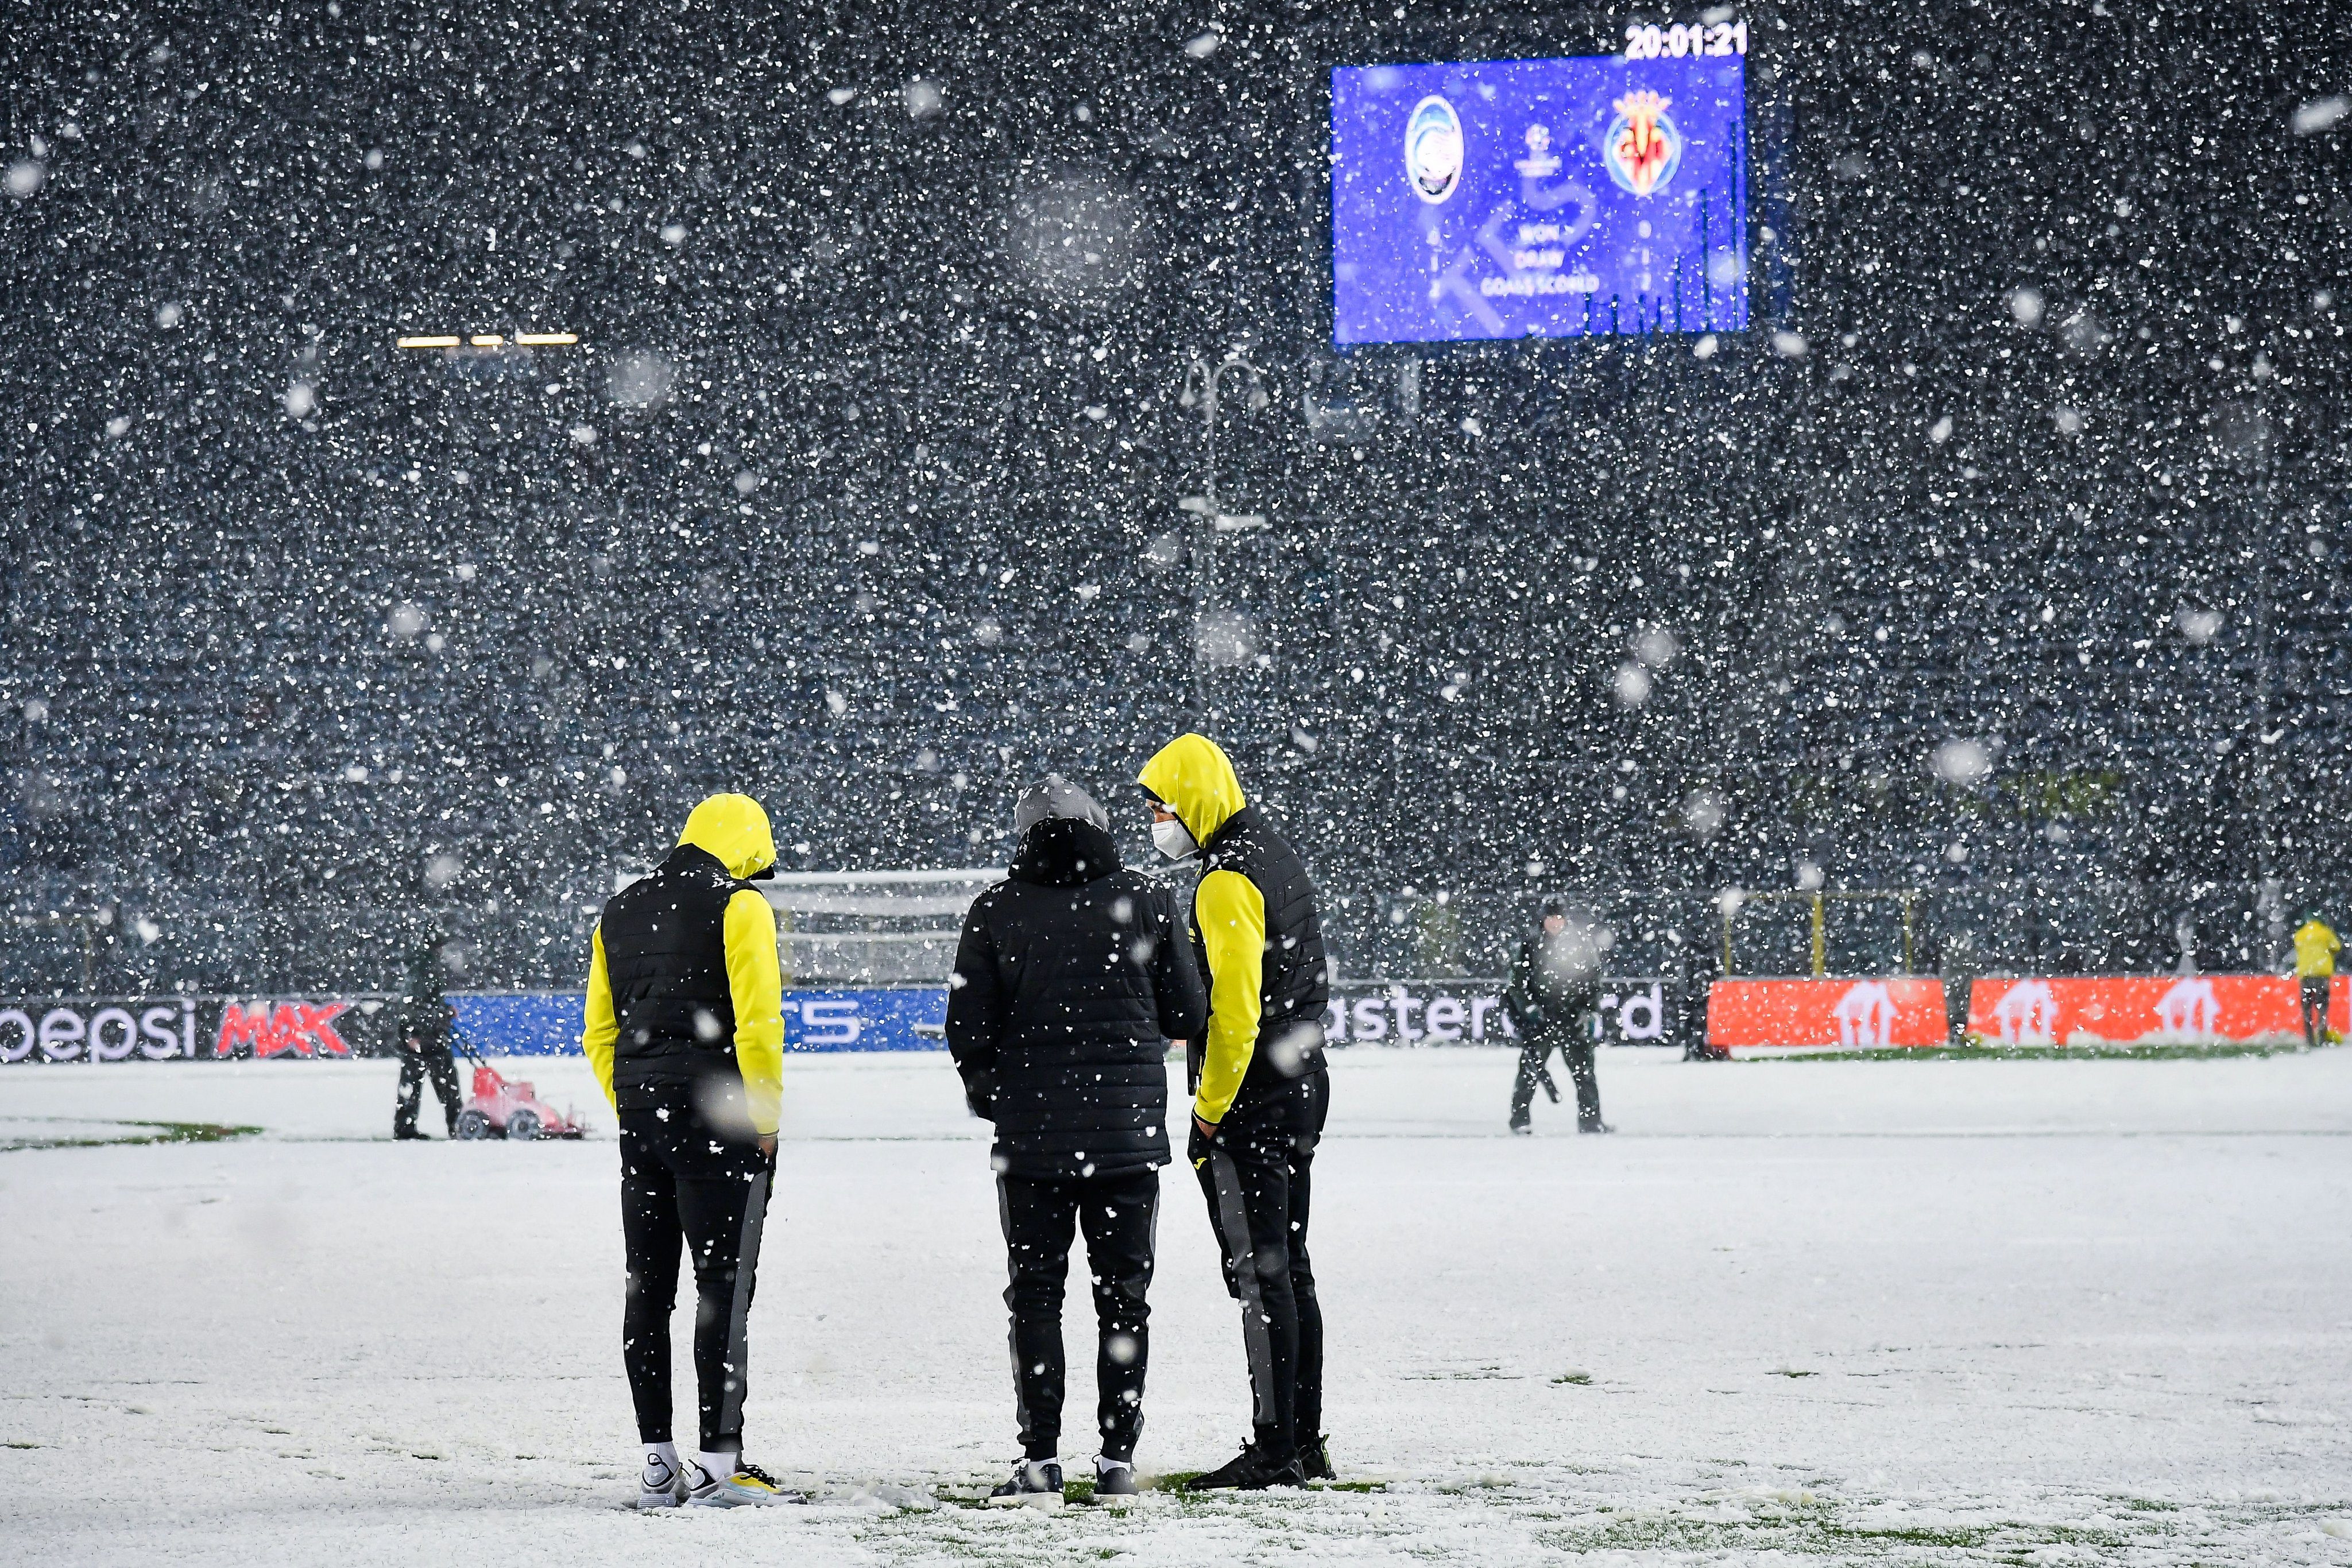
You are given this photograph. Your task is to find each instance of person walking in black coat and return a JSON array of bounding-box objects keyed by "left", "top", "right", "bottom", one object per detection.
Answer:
[
  {"left": 1505, "top": 899, "right": 1611, "bottom": 1135},
  {"left": 946, "top": 775, "right": 1207, "bottom": 1508},
  {"left": 392, "top": 943, "right": 462, "bottom": 1140}
]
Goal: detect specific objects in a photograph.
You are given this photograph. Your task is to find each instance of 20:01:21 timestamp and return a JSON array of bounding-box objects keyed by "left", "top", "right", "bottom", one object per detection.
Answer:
[{"left": 1623, "top": 20, "right": 1748, "bottom": 59}]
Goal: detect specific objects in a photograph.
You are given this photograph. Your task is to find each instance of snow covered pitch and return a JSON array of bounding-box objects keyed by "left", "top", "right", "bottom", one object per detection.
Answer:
[{"left": 4, "top": 1047, "right": 2349, "bottom": 1565}]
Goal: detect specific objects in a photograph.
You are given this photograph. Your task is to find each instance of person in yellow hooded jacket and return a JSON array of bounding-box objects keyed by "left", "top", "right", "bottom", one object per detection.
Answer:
[
  {"left": 2292, "top": 916, "right": 2339, "bottom": 1048},
  {"left": 1138, "top": 734, "right": 1333, "bottom": 1489},
  {"left": 582, "top": 793, "right": 798, "bottom": 1509}
]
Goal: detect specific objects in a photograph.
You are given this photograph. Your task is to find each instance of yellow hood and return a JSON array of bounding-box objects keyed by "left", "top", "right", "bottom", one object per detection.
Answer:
[
  {"left": 1138, "top": 733, "right": 1247, "bottom": 845},
  {"left": 678, "top": 793, "right": 777, "bottom": 880}
]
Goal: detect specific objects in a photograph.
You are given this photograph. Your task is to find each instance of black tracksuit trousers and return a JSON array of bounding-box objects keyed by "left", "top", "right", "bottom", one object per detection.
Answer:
[
  {"left": 619, "top": 1107, "right": 772, "bottom": 1453},
  {"left": 997, "top": 1168, "right": 1158, "bottom": 1462},
  {"left": 1196, "top": 1070, "right": 1327, "bottom": 1464},
  {"left": 393, "top": 1044, "right": 461, "bottom": 1137},
  {"left": 1511, "top": 1032, "right": 1601, "bottom": 1130}
]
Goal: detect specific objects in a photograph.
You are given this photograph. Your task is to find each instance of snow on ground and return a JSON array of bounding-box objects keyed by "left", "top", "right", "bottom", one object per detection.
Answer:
[{"left": 3, "top": 1046, "right": 2350, "bottom": 1566}]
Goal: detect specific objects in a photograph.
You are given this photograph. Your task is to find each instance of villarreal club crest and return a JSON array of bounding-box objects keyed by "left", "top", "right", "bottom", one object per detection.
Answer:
[{"left": 1603, "top": 89, "right": 1682, "bottom": 196}]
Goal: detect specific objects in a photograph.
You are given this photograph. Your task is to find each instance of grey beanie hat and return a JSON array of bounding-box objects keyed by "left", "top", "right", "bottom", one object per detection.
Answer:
[{"left": 1013, "top": 773, "right": 1110, "bottom": 835}]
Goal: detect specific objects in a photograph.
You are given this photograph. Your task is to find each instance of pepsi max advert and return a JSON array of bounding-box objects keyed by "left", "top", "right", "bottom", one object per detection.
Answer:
[{"left": 1329, "top": 51, "right": 1749, "bottom": 345}]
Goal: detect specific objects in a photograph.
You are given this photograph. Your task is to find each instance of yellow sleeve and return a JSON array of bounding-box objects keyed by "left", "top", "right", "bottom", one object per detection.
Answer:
[
  {"left": 1193, "top": 868, "right": 1266, "bottom": 1124},
  {"left": 582, "top": 926, "right": 618, "bottom": 1111},
  {"left": 725, "top": 887, "right": 784, "bottom": 1136}
]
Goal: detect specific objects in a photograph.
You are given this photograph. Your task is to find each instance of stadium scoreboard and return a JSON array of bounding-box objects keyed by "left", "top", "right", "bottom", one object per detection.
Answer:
[{"left": 1329, "top": 24, "right": 1751, "bottom": 347}]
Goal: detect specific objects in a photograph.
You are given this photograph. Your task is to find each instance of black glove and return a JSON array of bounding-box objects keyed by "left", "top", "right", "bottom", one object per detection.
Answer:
[
  {"left": 962, "top": 1069, "right": 995, "bottom": 1121},
  {"left": 1187, "top": 1115, "right": 1218, "bottom": 1170}
]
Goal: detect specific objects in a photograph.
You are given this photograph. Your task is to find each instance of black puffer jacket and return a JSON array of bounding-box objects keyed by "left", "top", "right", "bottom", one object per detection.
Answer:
[
  {"left": 392, "top": 947, "right": 455, "bottom": 1054},
  {"left": 1503, "top": 929, "right": 1602, "bottom": 1042},
  {"left": 946, "top": 816, "right": 1208, "bottom": 1180}
]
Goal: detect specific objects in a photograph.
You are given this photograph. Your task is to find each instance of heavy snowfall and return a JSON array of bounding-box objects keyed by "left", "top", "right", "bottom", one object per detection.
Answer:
[
  {"left": 5, "top": 2, "right": 2352, "bottom": 1563},
  {"left": 3, "top": 2, "right": 2350, "bottom": 984}
]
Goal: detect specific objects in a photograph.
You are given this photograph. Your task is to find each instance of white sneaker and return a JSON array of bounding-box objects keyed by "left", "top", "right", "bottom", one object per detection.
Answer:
[
  {"left": 638, "top": 1449, "right": 687, "bottom": 1509},
  {"left": 684, "top": 1459, "right": 802, "bottom": 1507}
]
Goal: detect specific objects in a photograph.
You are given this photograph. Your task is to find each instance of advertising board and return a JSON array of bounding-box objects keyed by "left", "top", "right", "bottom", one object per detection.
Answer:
[
  {"left": 1704, "top": 978, "right": 1948, "bottom": 1055},
  {"left": 5, "top": 983, "right": 1687, "bottom": 1059},
  {"left": 1966, "top": 974, "right": 2345, "bottom": 1047},
  {"left": 451, "top": 989, "right": 949, "bottom": 1055},
  {"left": 1323, "top": 979, "right": 1680, "bottom": 1047},
  {"left": 0, "top": 996, "right": 398, "bottom": 1062}
]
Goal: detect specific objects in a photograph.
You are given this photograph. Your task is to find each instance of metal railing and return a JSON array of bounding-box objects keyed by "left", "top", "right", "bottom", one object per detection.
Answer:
[{"left": 1719, "top": 889, "right": 1921, "bottom": 978}]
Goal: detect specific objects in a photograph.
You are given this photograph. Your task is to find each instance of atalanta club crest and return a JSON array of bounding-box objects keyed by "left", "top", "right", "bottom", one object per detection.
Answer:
[
  {"left": 1405, "top": 95, "right": 1463, "bottom": 204},
  {"left": 1603, "top": 90, "right": 1682, "bottom": 196}
]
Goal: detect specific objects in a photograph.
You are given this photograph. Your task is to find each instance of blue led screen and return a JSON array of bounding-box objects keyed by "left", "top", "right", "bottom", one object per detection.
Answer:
[{"left": 1330, "top": 52, "right": 1748, "bottom": 345}]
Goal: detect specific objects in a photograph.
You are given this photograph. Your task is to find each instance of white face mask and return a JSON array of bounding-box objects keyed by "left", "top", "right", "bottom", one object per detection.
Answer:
[{"left": 1150, "top": 816, "right": 1198, "bottom": 862}]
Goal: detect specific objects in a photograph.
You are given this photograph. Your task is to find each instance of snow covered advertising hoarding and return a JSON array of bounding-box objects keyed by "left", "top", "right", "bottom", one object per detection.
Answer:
[
  {"left": 1324, "top": 979, "right": 1679, "bottom": 1047},
  {"left": 0, "top": 996, "right": 397, "bottom": 1063},
  {"left": 420, "top": 983, "right": 1685, "bottom": 1055},
  {"left": 1705, "top": 978, "right": 1948, "bottom": 1055},
  {"left": 1966, "top": 975, "right": 2345, "bottom": 1048},
  {"left": 448, "top": 988, "right": 950, "bottom": 1055},
  {"left": 10, "top": 982, "right": 1699, "bottom": 1060},
  {"left": 782, "top": 988, "right": 945, "bottom": 1052},
  {"left": 0, "top": 990, "right": 949, "bottom": 1061}
]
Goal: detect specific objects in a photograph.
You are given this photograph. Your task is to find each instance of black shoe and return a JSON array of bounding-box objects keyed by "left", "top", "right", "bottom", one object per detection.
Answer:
[
  {"left": 1579, "top": 1121, "right": 1615, "bottom": 1135},
  {"left": 1298, "top": 1438, "right": 1334, "bottom": 1482},
  {"left": 1093, "top": 1457, "right": 1140, "bottom": 1497},
  {"left": 1185, "top": 1442, "right": 1303, "bottom": 1491},
  {"left": 988, "top": 1458, "right": 1063, "bottom": 1509},
  {"left": 393, "top": 1129, "right": 427, "bottom": 1141},
  {"left": 1508, "top": 1116, "right": 1531, "bottom": 1136}
]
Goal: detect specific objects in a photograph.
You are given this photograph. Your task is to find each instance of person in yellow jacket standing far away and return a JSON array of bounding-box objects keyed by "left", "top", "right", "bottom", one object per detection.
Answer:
[
  {"left": 582, "top": 793, "right": 801, "bottom": 1509},
  {"left": 2291, "top": 916, "right": 2340, "bottom": 1049},
  {"left": 1138, "top": 734, "right": 1335, "bottom": 1490}
]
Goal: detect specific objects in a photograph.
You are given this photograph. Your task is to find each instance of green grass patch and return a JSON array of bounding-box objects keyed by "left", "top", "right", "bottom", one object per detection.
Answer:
[
  {"left": 1817, "top": 1520, "right": 1995, "bottom": 1548},
  {"left": 1, "top": 1119, "right": 262, "bottom": 1153},
  {"left": 1552, "top": 1508, "right": 2109, "bottom": 1557},
  {"left": 1552, "top": 1371, "right": 1593, "bottom": 1385}
]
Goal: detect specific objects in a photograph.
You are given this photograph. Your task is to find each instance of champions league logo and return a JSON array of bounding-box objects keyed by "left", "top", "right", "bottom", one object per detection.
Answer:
[
  {"left": 1405, "top": 95, "right": 1463, "bottom": 204},
  {"left": 1513, "top": 123, "right": 1562, "bottom": 177},
  {"left": 1603, "top": 90, "right": 1682, "bottom": 196}
]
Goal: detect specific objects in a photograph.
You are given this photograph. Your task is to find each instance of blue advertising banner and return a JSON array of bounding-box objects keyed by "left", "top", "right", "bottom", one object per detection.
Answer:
[
  {"left": 1330, "top": 49, "right": 1748, "bottom": 344},
  {"left": 782, "top": 988, "right": 947, "bottom": 1053},
  {"left": 448, "top": 988, "right": 949, "bottom": 1056},
  {"left": 452, "top": 992, "right": 584, "bottom": 1057},
  {"left": 7, "top": 983, "right": 1682, "bottom": 1060}
]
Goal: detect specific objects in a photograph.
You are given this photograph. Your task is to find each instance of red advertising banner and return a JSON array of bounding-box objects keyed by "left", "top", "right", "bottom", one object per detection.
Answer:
[
  {"left": 1706, "top": 978, "right": 1949, "bottom": 1054},
  {"left": 211, "top": 1000, "right": 355, "bottom": 1059},
  {"left": 1966, "top": 974, "right": 2346, "bottom": 1047}
]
